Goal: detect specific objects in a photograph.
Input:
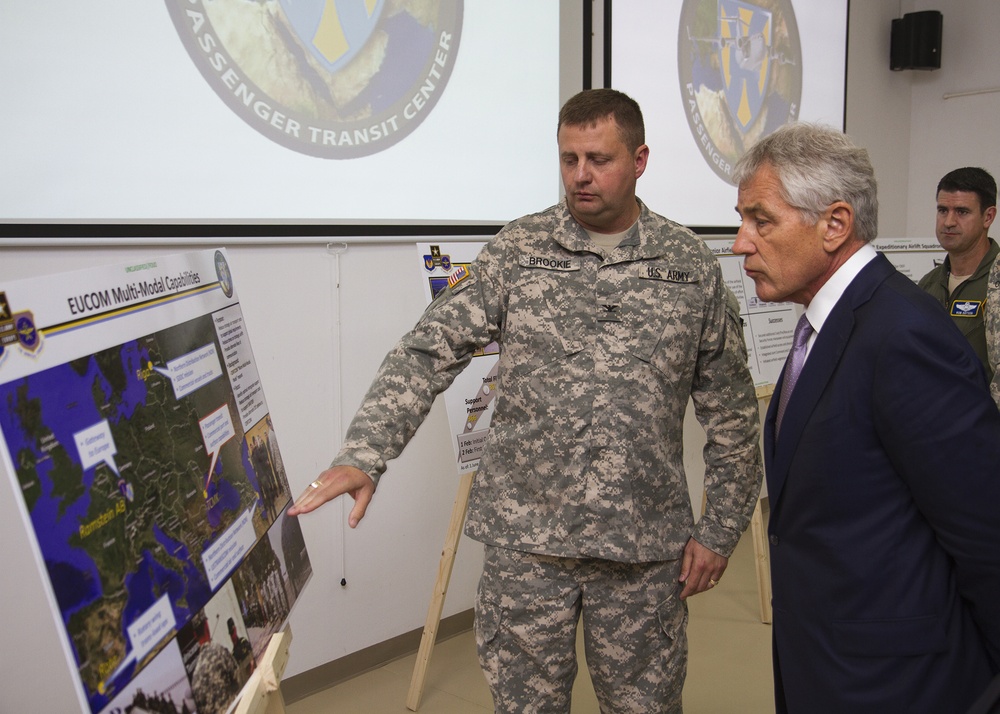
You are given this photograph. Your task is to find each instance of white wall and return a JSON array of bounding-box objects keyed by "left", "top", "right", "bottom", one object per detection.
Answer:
[
  {"left": 233, "top": 242, "right": 489, "bottom": 673},
  {"left": 903, "top": 0, "right": 1000, "bottom": 238},
  {"left": 837, "top": 0, "right": 1000, "bottom": 243},
  {"left": 844, "top": 0, "right": 915, "bottom": 239}
]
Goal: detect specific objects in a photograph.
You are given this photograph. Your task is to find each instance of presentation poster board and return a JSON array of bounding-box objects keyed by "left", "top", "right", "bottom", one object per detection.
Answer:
[
  {"left": 416, "top": 242, "right": 497, "bottom": 475},
  {"left": 704, "top": 237, "right": 799, "bottom": 390},
  {"left": 0, "top": 249, "right": 311, "bottom": 714},
  {"left": 705, "top": 236, "right": 947, "bottom": 391},
  {"left": 874, "top": 237, "right": 945, "bottom": 283}
]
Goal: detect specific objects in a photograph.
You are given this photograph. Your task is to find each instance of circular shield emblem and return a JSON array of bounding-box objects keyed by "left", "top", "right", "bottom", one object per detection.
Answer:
[
  {"left": 16, "top": 314, "right": 39, "bottom": 351},
  {"left": 214, "top": 250, "right": 234, "bottom": 298},
  {"left": 165, "top": 0, "right": 463, "bottom": 159},
  {"left": 677, "top": 0, "right": 802, "bottom": 184}
]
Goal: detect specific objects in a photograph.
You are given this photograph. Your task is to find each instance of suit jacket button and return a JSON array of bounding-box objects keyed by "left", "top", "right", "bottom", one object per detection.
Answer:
[{"left": 769, "top": 535, "right": 779, "bottom": 546}]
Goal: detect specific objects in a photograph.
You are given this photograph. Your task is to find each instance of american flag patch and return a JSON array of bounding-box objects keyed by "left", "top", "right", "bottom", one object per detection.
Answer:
[{"left": 448, "top": 265, "right": 470, "bottom": 289}]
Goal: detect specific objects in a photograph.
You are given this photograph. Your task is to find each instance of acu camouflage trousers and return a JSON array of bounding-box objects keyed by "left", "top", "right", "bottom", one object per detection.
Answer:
[{"left": 475, "top": 545, "right": 687, "bottom": 713}]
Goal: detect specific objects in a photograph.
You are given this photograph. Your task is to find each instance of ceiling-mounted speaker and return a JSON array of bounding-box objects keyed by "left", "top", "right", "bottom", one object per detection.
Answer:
[{"left": 890, "top": 10, "right": 942, "bottom": 71}]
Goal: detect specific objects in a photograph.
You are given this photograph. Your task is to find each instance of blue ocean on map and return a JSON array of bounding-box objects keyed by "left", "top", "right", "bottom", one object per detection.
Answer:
[
  {"left": 0, "top": 320, "right": 281, "bottom": 714},
  {"left": 206, "top": 464, "right": 243, "bottom": 529},
  {"left": 121, "top": 525, "right": 212, "bottom": 628},
  {"left": 118, "top": 341, "right": 151, "bottom": 420},
  {"left": 0, "top": 358, "right": 115, "bottom": 619},
  {"left": 0, "top": 340, "right": 211, "bottom": 655}
]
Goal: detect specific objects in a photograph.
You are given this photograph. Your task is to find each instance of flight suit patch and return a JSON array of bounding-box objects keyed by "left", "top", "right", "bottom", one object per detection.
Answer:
[{"left": 951, "top": 300, "right": 983, "bottom": 317}]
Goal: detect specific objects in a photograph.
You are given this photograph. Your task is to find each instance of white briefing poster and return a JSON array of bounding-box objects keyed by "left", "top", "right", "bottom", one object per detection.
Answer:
[
  {"left": 707, "top": 236, "right": 948, "bottom": 391},
  {"left": 874, "top": 237, "right": 946, "bottom": 283},
  {"left": 0, "top": 249, "right": 311, "bottom": 714},
  {"left": 416, "top": 242, "right": 496, "bottom": 475}
]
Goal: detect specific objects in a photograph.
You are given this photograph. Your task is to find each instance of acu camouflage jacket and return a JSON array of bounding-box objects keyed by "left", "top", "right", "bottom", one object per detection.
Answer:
[{"left": 333, "top": 199, "right": 762, "bottom": 562}]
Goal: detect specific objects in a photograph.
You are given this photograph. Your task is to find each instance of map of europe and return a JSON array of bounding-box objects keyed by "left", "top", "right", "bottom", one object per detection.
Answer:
[{"left": 0, "top": 313, "right": 284, "bottom": 712}]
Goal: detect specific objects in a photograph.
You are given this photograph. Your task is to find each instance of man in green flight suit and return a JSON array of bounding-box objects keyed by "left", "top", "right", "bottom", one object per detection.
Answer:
[{"left": 918, "top": 167, "right": 998, "bottom": 382}]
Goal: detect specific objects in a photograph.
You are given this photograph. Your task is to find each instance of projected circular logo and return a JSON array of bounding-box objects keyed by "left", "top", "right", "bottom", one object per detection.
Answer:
[
  {"left": 677, "top": 0, "right": 801, "bottom": 184},
  {"left": 165, "top": 0, "right": 463, "bottom": 159}
]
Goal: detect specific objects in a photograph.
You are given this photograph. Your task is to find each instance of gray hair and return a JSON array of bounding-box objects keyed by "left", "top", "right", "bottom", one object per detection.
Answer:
[{"left": 733, "top": 122, "right": 879, "bottom": 243}]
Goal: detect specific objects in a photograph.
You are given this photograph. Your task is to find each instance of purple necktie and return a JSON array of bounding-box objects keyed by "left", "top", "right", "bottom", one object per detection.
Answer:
[{"left": 776, "top": 314, "right": 813, "bottom": 436}]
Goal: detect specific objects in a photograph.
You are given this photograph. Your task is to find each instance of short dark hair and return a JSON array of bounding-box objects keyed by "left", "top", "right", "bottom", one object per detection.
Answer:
[
  {"left": 937, "top": 167, "right": 997, "bottom": 210},
  {"left": 557, "top": 88, "right": 645, "bottom": 153}
]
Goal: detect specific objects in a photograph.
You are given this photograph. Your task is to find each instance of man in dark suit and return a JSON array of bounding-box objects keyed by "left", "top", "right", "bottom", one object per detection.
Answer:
[{"left": 732, "top": 122, "right": 1000, "bottom": 713}]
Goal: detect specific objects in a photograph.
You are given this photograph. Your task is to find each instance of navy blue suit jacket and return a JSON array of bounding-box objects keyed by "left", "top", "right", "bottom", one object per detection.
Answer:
[{"left": 765, "top": 253, "right": 1000, "bottom": 714}]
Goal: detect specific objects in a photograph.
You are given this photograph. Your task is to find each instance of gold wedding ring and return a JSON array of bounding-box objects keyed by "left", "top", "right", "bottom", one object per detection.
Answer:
[
  {"left": 708, "top": 579, "right": 718, "bottom": 587},
  {"left": 310, "top": 480, "right": 322, "bottom": 489}
]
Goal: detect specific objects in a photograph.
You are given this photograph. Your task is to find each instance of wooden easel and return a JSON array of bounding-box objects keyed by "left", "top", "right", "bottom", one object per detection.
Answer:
[
  {"left": 751, "top": 385, "right": 774, "bottom": 625},
  {"left": 406, "top": 471, "right": 475, "bottom": 711},
  {"left": 234, "top": 626, "right": 293, "bottom": 714}
]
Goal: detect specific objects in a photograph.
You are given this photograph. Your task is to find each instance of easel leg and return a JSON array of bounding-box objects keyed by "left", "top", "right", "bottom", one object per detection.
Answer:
[
  {"left": 406, "top": 471, "right": 475, "bottom": 711},
  {"left": 753, "top": 390, "right": 773, "bottom": 625},
  {"left": 234, "top": 626, "right": 293, "bottom": 714},
  {"left": 750, "top": 499, "right": 772, "bottom": 624}
]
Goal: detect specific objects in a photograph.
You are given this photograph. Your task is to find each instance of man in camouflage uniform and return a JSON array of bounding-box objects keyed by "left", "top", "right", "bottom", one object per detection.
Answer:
[
  {"left": 986, "top": 256, "right": 1000, "bottom": 407},
  {"left": 290, "top": 89, "right": 762, "bottom": 713}
]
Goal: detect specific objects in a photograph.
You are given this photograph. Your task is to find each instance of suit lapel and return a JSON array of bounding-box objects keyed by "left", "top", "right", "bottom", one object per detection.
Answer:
[
  {"left": 767, "top": 253, "right": 896, "bottom": 510},
  {"left": 763, "top": 368, "right": 781, "bottom": 477}
]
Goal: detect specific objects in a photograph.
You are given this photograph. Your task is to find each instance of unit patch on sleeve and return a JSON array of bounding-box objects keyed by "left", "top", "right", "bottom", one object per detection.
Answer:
[{"left": 447, "top": 265, "right": 471, "bottom": 290}]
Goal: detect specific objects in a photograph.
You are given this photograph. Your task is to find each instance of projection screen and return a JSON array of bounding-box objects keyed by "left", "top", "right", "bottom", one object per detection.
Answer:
[
  {"left": 610, "top": 0, "right": 849, "bottom": 229},
  {"left": 0, "top": 1, "right": 562, "bottom": 227}
]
